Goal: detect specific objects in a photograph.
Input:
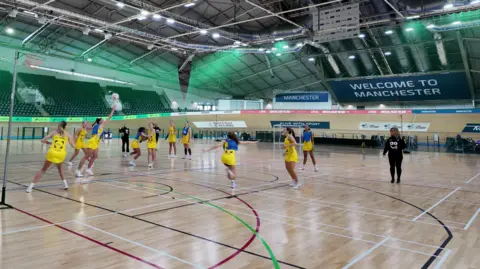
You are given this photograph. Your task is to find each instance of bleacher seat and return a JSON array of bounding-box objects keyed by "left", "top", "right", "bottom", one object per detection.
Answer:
[
  {"left": 107, "top": 86, "right": 169, "bottom": 115},
  {"left": 0, "top": 71, "right": 42, "bottom": 116}
]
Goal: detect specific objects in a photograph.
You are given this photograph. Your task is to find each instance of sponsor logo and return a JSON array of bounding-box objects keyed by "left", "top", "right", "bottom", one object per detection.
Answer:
[{"left": 193, "top": 121, "right": 247, "bottom": 128}]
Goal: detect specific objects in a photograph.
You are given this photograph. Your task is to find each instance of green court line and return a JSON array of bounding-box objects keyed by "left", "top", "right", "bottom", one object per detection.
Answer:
[{"left": 129, "top": 181, "right": 280, "bottom": 269}]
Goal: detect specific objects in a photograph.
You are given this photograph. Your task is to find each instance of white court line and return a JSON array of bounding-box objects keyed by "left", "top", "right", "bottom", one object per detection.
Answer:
[
  {"left": 108, "top": 179, "right": 452, "bottom": 253},
  {"left": 434, "top": 249, "right": 452, "bottom": 269},
  {"left": 412, "top": 187, "right": 461, "bottom": 221},
  {"left": 466, "top": 172, "right": 480, "bottom": 184},
  {"left": 74, "top": 221, "right": 205, "bottom": 269},
  {"left": 464, "top": 208, "right": 480, "bottom": 230},
  {"left": 342, "top": 237, "right": 390, "bottom": 269}
]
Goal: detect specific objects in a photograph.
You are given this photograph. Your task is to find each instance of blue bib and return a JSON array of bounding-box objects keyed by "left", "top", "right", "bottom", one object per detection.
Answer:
[
  {"left": 303, "top": 131, "right": 312, "bottom": 142},
  {"left": 224, "top": 139, "right": 238, "bottom": 151}
]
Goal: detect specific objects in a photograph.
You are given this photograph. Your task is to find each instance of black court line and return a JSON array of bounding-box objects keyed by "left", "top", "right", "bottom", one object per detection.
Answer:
[
  {"left": 105, "top": 242, "right": 113, "bottom": 245},
  {"left": 142, "top": 195, "right": 159, "bottom": 199},
  {"left": 7, "top": 180, "right": 304, "bottom": 269},
  {"left": 321, "top": 179, "right": 452, "bottom": 269},
  {"left": 132, "top": 182, "right": 288, "bottom": 217}
]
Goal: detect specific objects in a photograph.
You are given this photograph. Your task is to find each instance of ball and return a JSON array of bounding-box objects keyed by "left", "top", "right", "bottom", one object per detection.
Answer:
[{"left": 112, "top": 93, "right": 119, "bottom": 100}]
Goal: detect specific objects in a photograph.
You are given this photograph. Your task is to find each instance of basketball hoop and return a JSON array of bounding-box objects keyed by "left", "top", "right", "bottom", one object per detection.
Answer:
[{"left": 24, "top": 54, "right": 43, "bottom": 68}]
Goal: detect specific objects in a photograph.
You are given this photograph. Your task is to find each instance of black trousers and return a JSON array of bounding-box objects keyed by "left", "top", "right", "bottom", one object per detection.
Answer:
[
  {"left": 388, "top": 154, "right": 403, "bottom": 179},
  {"left": 122, "top": 138, "right": 129, "bottom": 153}
]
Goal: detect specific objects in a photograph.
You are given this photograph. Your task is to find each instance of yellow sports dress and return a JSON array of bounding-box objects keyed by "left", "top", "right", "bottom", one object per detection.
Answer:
[
  {"left": 302, "top": 130, "right": 313, "bottom": 152},
  {"left": 87, "top": 126, "right": 103, "bottom": 150},
  {"left": 284, "top": 137, "right": 298, "bottom": 163},
  {"left": 131, "top": 132, "right": 142, "bottom": 149},
  {"left": 46, "top": 134, "right": 68, "bottom": 164},
  {"left": 221, "top": 139, "right": 238, "bottom": 166},
  {"left": 181, "top": 126, "right": 190, "bottom": 145},
  {"left": 147, "top": 131, "right": 157, "bottom": 149},
  {"left": 75, "top": 128, "right": 87, "bottom": 150},
  {"left": 168, "top": 126, "right": 176, "bottom": 143}
]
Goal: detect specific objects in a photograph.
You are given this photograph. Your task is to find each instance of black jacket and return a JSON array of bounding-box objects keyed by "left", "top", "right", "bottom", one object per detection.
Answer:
[
  {"left": 383, "top": 136, "right": 406, "bottom": 156},
  {"left": 119, "top": 127, "right": 130, "bottom": 139}
]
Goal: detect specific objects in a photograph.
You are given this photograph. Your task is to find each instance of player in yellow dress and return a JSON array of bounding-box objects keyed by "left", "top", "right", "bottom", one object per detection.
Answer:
[
  {"left": 26, "top": 121, "right": 76, "bottom": 193},
  {"left": 300, "top": 125, "right": 318, "bottom": 172},
  {"left": 181, "top": 121, "right": 193, "bottom": 160},
  {"left": 203, "top": 132, "right": 258, "bottom": 189},
  {"left": 283, "top": 127, "right": 301, "bottom": 189},
  {"left": 129, "top": 127, "right": 147, "bottom": 167},
  {"left": 147, "top": 122, "right": 157, "bottom": 168},
  {"left": 67, "top": 120, "right": 91, "bottom": 166},
  {"left": 167, "top": 120, "right": 177, "bottom": 158},
  {"left": 75, "top": 105, "right": 115, "bottom": 177}
]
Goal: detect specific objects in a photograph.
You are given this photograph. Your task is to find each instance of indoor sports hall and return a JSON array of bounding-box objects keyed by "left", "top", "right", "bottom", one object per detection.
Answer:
[{"left": 0, "top": 0, "right": 480, "bottom": 269}]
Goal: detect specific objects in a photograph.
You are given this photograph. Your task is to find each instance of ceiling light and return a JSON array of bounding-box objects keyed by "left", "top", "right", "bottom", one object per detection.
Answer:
[
  {"left": 241, "top": 43, "right": 248, "bottom": 47},
  {"left": 266, "top": 50, "right": 271, "bottom": 54},
  {"left": 147, "top": 44, "right": 154, "bottom": 50},
  {"left": 358, "top": 33, "right": 366, "bottom": 38},
  {"left": 138, "top": 16, "right": 147, "bottom": 21},
  {"left": 5, "top": 27, "right": 14, "bottom": 35},
  {"left": 87, "top": 58, "right": 93, "bottom": 62},
  {"left": 276, "top": 53, "right": 282, "bottom": 56},
  {"left": 296, "top": 43, "right": 303, "bottom": 47},
  {"left": 171, "top": 47, "right": 178, "bottom": 51},
  {"left": 23, "top": 11, "right": 36, "bottom": 16},
  {"left": 167, "top": 18, "right": 175, "bottom": 24},
  {"left": 199, "top": 29, "right": 207, "bottom": 35},
  {"left": 308, "top": 57, "right": 315, "bottom": 62},
  {"left": 385, "top": 30, "right": 394, "bottom": 35},
  {"left": 94, "top": 28, "right": 103, "bottom": 33},
  {"left": 472, "top": 0, "right": 480, "bottom": 4},
  {"left": 153, "top": 14, "right": 161, "bottom": 20},
  {"left": 452, "top": 21, "right": 461, "bottom": 25},
  {"left": 104, "top": 33, "right": 113, "bottom": 40},
  {"left": 234, "top": 41, "right": 241, "bottom": 45},
  {"left": 271, "top": 47, "right": 277, "bottom": 51},
  {"left": 384, "top": 51, "right": 392, "bottom": 56},
  {"left": 258, "top": 48, "right": 265, "bottom": 52},
  {"left": 212, "top": 33, "right": 220, "bottom": 38},
  {"left": 140, "top": 10, "right": 150, "bottom": 16},
  {"left": 184, "top": 3, "right": 196, "bottom": 7},
  {"left": 426, "top": 24, "right": 435, "bottom": 29},
  {"left": 444, "top": 3, "right": 454, "bottom": 9},
  {"left": 82, "top": 28, "right": 90, "bottom": 35},
  {"left": 274, "top": 37, "right": 284, "bottom": 41},
  {"left": 116, "top": 2, "right": 125, "bottom": 8},
  {"left": 8, "top": 9, "right": 18, "bottom": 18},
  {"left": 405, "top": 27, "right": 414, "bottom": 32},
  {"left": 283, "top": 45, "right": 289, "bottom": 49},
  {"left": 406, "top": 15, "right": 420, "bottom": 19},
  {"left": 37, "top": 16, "right": 47, "bottom": 24},
  {"left": 348, "top": 55, "right": 356, "bottom": 59}
]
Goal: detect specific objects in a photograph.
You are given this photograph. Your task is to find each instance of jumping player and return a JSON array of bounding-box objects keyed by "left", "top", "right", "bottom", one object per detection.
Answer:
[
  {"left": 147, "top": 122, "right": 157, "bottom": 168},
  {"left": 75, "top": 105, "right": 115, "bottom": 177},
  {"left": 26, "top": 121, "right": 76, "bottom": 193},
  {"left": 300, "top": 125, "right": 318, "bottom": 172},
  {"left": 182, "top": 121, "right": 192, "bottom": 160},
  {"left": 203, "top": 132, "right": 258, "bottom": 189},
  {"left": 67, "top": 120, "right": 90, "bottom": 166},
  {"left": 167, "top": 120, "right": 177, "bottom": 158},
  {"left": 129, "top": 127, "right": 147, "bottom": 167},
  {"left": 284, "top": 127, "right": 301, "bottom": 189},
  {"left": 383, "top": 127, "right": 406, "bottom": 183}
]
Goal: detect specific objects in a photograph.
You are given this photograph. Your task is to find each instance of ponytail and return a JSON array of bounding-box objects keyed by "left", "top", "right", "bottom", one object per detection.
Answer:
[
  {"left": 227, "top": 132, "right": 240, "bottom": 145},
  {"left": 93, "top": 118, "right": 102, "bottom": 126},
  {"left": 57, "top": 121, "right": 67, "bottom": 135},
  {"left": 286, "top": 127, "right": 296, "bottom": 138}
]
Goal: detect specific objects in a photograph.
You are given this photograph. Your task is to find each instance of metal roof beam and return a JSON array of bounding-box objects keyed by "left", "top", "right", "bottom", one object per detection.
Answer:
[{"left": 457, "top": 31, "right": 476, "bottom": 99}]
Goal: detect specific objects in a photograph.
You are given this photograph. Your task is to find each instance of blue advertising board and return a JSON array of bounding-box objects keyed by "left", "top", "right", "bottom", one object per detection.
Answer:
[
  {"left": 270, "top": 121, "right": 330, "bottom": 129},
  {"left": 275, "top": 92, "right": 329, "bottom": 102},
  {"left": 329, "top": 72, "right": 471, "bottom": 102},
  {"left": 462, "top": 123, "right": 480, "bottom": 133}
]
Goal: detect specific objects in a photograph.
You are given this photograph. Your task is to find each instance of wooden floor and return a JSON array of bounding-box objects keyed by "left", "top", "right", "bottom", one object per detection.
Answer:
[{"left": 1, "top": 139, "right": 479, "bottom": 269}]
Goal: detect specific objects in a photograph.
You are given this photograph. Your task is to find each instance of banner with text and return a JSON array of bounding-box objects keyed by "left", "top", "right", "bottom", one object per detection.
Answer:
[
  {"left": 330, "top": 72, "right": 471, "bottom": 102},
  {"left": 193, "top": 121, "right": 247, "bottom": 128},
  {"left": 275, "top": 92, "right": 329, "bottom": 102},
  {"left": 359, "top": 122, "right": 431, "bottom": 132},
  {"left": 462, "top": 123, "right": 480, "bottom": 133},
  {"left": 270, "top": 121, "right": 330, "bottom": 129}
]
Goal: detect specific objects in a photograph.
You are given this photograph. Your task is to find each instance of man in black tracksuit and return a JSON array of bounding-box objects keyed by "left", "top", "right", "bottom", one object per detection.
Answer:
[
  {"left": 119, "top": 124, "right": 130, "bottom": 156},
  {"left": 383, "top": 127, "right": 406, "bottom": 183}
]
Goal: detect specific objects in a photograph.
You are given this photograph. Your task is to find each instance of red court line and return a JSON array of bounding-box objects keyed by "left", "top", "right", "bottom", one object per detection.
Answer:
[{"left": 13, "top": 207, "right": 165, "bottom": 269}]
